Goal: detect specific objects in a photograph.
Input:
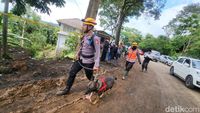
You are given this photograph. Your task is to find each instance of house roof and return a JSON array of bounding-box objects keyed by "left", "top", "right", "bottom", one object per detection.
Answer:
[
  {"left": 57, "top": 18, "right": 82, "bottom": 30},
  {"left": 95, "top": 30, "right": 112, "bottom": 39}
]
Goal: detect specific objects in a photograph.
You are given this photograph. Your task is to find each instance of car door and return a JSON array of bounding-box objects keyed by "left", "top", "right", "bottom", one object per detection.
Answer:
[
  {"left": 163, "top": 56, "right": 167, "bottom": 63},
  {"left": 174, "top": 58, "right": 185, "bottom": 76},
  {"left": 181, "top": 59, "right": 191, "bottom": 79}
]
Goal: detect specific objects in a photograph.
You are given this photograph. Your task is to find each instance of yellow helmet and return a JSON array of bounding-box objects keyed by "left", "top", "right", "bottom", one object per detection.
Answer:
[
  {"left": 132, "top": 42, "right": 138, "bottom": 46},
  {"left": 81, "top": 17, "right": 97, "bottom": 26}
]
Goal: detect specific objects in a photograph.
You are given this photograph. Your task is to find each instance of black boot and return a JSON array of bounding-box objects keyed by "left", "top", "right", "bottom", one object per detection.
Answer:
[{"left": 56, "top": 86, "right": 71, "bottom": 96}]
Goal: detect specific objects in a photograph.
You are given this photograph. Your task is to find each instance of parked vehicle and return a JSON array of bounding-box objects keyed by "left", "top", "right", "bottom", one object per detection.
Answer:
[
  {"left": 149, "top": 50, "right": 160, "bottom": 62},
  {"left": 166, "top": 56, "right": 174, "bottom": 66},
  {"left": 159, "top": 55, "right": 166, "bottom": 63},
  {"left": 159, "top": 55, "right": 174, "bottom": 66},
  {"left": 170, "top": 57, "right": 200, "bottom": 88}
]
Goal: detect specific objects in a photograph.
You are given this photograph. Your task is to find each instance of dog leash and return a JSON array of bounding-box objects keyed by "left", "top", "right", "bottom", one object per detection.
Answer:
[{"left": 77, "top": 60, "right": 94, "bottom": 71}]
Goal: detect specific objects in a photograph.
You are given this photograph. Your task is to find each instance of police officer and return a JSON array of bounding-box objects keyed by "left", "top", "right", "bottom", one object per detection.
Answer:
[
  {"left": 122, "top": 42, "right": 141, "bottom": 80},
  {"left": 57, "top": 17, "right": 100, "bottom": 95}
]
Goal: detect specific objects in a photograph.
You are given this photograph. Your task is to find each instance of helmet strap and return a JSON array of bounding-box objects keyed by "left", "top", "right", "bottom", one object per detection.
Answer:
[{"left": 84, "top": 25, "right": 94, "bottom": 33}]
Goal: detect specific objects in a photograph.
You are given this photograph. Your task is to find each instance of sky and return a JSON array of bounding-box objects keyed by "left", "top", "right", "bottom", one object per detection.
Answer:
[{"left": 1, "top": 0, "right": 200, "bottom": 37}]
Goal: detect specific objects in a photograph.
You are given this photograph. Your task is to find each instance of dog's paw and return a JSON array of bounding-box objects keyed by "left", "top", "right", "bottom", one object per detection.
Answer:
[{"left": 99, "top": 93, "right": 104, "bottom": 98}]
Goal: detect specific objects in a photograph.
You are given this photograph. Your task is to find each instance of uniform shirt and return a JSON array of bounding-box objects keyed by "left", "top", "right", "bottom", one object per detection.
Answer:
[
  {"left": 79, "top": 34, "right": 100, "bottom": 67},
  {"left": 126, "top": 47, "right": 141, "bottom": 63}
]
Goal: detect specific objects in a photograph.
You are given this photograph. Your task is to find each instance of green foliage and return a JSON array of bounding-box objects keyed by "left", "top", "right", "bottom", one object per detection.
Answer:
[
  {"left": 164, "top": 3, "right": 200, "bottom": 36},
  {"left": 139, "top": 34, "right": 173, "bottom": 55},
  {"left": 162, "top": 3, "right": 200, "bottom": 59},
  {"left": 99, "top": 0, "right": 166, "bottom": 44},
  {"left": 65, "top": 32, "right": 80, "bottom": 52},
  {"left": 61, "top": 32, "right": 81, "bottom": 59},
  {"left": 121, "top": 27, "right": 142, "bottom": 46},
  {"left": 10, "top": 0, "right": 65, "bottom": 16},
  {"left": 0, "top": 10, "right": 59, "bottom": 58}
]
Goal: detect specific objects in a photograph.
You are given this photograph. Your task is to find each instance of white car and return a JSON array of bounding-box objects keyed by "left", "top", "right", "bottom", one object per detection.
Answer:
[
  {"left": 160, "top": 55, "right": 174, "bottom": 66},
  {"left": 149, "top": 50, "right": 160, "bottom": 62},
  {"left": 170, "top": 57, "right": 200, "bottom": 88},
  {"left": 165, "top": 56, "right": 174, "bottom": 66}
]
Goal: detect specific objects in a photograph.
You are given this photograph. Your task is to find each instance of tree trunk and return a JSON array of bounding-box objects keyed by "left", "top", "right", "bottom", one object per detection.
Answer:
[
  {"left": 114, "top": 3, "right": 126, "bottom": 46},
  {"left": 183, "top": 37, "right": 192, "bottom": 53},
  {"left": 115, "top": 15, "right": 125, "bottom": 45},
  {"left": 2, "top": 0, "right": 9, "bottom": 58},
  {"left": 85, "top": 0, "right": 101, "bottom": 19},
  {"left": 21, "top": 21, "right": 26, "bottom": 47}
]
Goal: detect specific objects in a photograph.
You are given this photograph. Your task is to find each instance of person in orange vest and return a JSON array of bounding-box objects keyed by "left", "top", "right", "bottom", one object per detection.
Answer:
[{"left": 122, "top": 42, "right": 141, "bottom": 80}]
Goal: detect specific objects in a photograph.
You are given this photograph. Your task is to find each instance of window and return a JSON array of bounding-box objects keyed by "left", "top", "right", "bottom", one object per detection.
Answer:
[
  {"left": 183, "top": 59, "right": 190, "bottom": 67},
  {"left": 177, "top": 58, "right": 185, "bottom": 64},
  {"left": 192, "top": 60, "right": 200, "bottom": 70},
  {"left": 168, "top": 57, "right": 173, "bottom": 60}
]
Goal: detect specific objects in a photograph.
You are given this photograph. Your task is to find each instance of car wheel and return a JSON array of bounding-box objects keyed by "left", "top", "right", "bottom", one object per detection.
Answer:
[
  {"left": 185, "top": 75, "right": 195, "bottom": 89},
  {"left": 170, "top": 67, "right": 174, "bottom": 75}
]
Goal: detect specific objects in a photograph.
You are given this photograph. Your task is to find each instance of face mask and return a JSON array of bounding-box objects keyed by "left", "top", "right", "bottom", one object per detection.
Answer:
[{"left": 132, "top": 46, "right": 137, "bottom": 50}]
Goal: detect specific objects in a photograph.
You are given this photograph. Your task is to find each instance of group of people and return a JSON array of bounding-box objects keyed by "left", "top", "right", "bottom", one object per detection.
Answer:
[
  {"left": 100, "top": 40, "right": 124, "bottom": 62},
  {"left": 56, "top": 17, "right": 152, "bottom": 96}
]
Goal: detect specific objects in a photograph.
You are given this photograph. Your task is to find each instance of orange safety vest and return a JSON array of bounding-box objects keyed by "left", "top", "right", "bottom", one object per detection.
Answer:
[{"left": 126, "top": 48, "right": 138, "bottom": 62}]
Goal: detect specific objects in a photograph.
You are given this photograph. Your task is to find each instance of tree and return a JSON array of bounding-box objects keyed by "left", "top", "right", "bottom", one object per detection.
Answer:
[
  {"left": 139, "top": 34, "right": 173, "bottom": 55},
  {"left": 1, "top": 0, "right": 65, "bottom": 58},
  {"left": 85, "top": 0, "right": 101, "bottom": 19},
  {"left": 121, "top": 27, "right": 142, "bottom": 46},
  {"left": 164, "top": 3, "right": 200, "bottom": 58},
  {"left": 99, "top": 0, "right": 166, "bottom": 45},
  {"left": 11, "top": 0, "right": 65, "bottom": 16},
  {"left": 164, "top": 3, "right": 200, "bottom": 36},
  {"left": 2, "top": 0, "right": 9, "bottom": 58},
  {"left": 99, "top": 2, "right": 120, "bottom": 35}
]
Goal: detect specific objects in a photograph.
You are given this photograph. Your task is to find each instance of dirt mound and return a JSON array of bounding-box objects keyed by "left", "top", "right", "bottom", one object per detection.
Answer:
[
  {"left": 0, "top": 46, "right": 121, "bottom": 113},
  {"left": 0, "top": 61, "right": 119, "bottom": 113}
]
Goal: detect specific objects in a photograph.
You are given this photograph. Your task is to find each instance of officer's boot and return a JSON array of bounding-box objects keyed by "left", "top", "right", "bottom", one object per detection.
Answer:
[{"left": 56, "top": 86, "right": 71, "bottom": 96}]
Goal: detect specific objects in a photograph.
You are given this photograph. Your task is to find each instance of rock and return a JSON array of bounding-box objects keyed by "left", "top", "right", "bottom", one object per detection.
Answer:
[
  {"left": 33, "top": 71, "right": 42, "bottom": 77},
  {"left": 0, "top": 66, "right": 13, "bottom": 74}
]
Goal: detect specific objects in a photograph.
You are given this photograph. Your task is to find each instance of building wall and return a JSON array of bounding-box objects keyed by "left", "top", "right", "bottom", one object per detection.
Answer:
[
  {"left": 61, "top": 24, "right": 79, "bottom": 33},
  {"left": 56, "top": 24, "right": 81, "bottom": 56}
]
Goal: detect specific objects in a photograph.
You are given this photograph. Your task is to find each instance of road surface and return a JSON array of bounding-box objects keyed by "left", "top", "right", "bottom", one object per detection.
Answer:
[{"left": 0, "top": 60, "right": 200, "bottom": 113}]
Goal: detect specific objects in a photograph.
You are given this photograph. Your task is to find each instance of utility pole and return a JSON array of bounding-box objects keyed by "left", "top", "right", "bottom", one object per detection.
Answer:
[
  {"left": 2, "top": 0, "right": 9, "bottom": 58},
  {"left": 85, "top": 0, "right": 101, "bottom": 19}
]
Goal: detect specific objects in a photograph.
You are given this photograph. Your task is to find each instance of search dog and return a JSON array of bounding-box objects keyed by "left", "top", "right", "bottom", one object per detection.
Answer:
[{"left": 84, "top": 76, "right": 117, "bottom": 104}]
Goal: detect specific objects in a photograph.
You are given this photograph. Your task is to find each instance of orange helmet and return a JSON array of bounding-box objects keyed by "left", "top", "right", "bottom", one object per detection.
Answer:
[{"left": 81, "top": 17, "right": 97, "bottom": 26}]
